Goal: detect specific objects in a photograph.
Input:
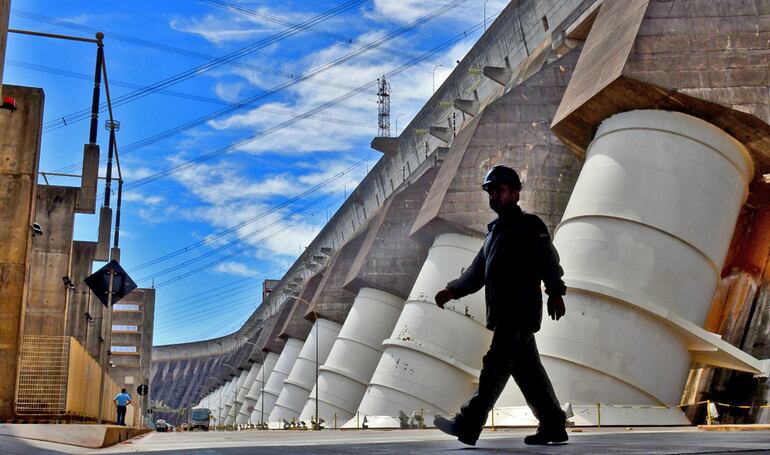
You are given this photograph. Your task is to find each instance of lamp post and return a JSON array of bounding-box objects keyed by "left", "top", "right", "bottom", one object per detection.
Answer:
[
  {"left": 285, "top": 294, "right": 319, "bottom": 430},
  {"left": 433, "top": 64, "right": 444, "bottom": 94},
  {"left": 483, "top": 0, "right": 490, "bottom": 31},
  {"left": 395, "top": 113, "right": 405, "bottom": 136}
]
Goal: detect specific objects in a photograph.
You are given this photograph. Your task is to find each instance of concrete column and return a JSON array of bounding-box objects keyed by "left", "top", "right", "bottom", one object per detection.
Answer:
[
  {"left": 269, "top": 318, "right": 342, "bottom": 425},
  {"left": 24, "top": 185, "right": 78, "bottom": 336},
  {"left": 237, "top": 352, "right": 279, "bottom": 425},
  {"left": 299, "top": 288, "right": 404, "bottom": 425},
  {"left": 0, "top": 0, "right": 10, "bottom": 99},
  {"left": 255, "top": 338, "right": 303, "bottom": 427},
  {"left": 0, "top": 85, "right": 43, "bottom": 420},
  {"left": 354, "top": 233, "right": 490, "bottom": 428}
]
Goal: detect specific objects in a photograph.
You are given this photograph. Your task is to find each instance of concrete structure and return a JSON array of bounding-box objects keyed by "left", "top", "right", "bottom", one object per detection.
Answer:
[
  {"left": 110, "top": 288, "right": 155, "bottom": 426},
  {"left": 0, "top": 85, "right": 44, "bottom": 421},
  {"left": 166, "top": 0, "right": 770, "bottom": 429}
]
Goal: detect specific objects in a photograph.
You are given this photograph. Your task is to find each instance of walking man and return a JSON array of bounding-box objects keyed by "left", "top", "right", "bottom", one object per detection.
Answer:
[
  {"left": 113, "top": 388, "right": 132, "bottom": 426},
  {"left": 433, "top": 165, "right": 568, "bottom": 446}
]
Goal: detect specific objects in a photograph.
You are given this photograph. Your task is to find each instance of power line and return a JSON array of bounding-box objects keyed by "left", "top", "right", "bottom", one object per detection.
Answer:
[
  {"left": 7, "top": 58, "right": 372, "bottom": 155},
  {"left": 134, "top": 182, "right": 337, "bottom": 284},
  {"left": 12, "top": 7, "right": 425, "bottom": 104},
  {"left": 154, "top": 290, "right": 259, "bottom": 330},
  {"left": 140, "top": 11, "right": 495, "bottom": 292},
  {"left": 131, "top": 154, "right": 372, "bottom": 272},
  {"left": 200, "top": 0, "right": 421, "bottom": 60},
  {"left": 116, "top": 0, "right": 471, "bottom": 192},
  {"left": 138, "top": 168, "right": 365, "bottom": 285},
  {"left": 152, "top": 188, "right": 346, "bottom": 288},
  {"left": 30, "top": 0, "right": 369, "bottom": 131},
  {"left": 43, "top": 0, "right": 467, "bottom": 158}
]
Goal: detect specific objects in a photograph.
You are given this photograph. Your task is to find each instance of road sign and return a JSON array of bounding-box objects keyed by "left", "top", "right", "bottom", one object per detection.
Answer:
[
  {"left": 247, "top": 406, "right": 254, "bottom": 413},
  {"left": 84, "top": 259, "right": 137, "bottom": 306},
  {"left": 137, "top": 384, "right": 148, "bottom": 396}
]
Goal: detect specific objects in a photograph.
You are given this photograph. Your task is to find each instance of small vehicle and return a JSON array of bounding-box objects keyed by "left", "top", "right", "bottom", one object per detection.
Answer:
[
  {"left": 190, "top": 408, "right": 211, "bottom": 431},
  {"left": 155, "top": 419, "right": 170, "bottom": 432}
]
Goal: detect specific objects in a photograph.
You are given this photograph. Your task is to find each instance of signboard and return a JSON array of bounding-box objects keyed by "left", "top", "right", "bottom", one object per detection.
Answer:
[{"left": 84, "top": 259, "right": 137, "bottom": 306}]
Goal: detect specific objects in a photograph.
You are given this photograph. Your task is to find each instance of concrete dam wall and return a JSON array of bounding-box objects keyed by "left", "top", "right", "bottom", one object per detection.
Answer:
[{"left": 153, "top": 0, "right": 770, "bottom": 427}]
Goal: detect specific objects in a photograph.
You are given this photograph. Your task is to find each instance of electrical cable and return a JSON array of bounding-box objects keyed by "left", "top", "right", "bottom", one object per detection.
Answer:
[
  {"left": 7, "top": 59, "right": 372, "bottom": 131},
  {"left": 152, "top": 187, "right": 346, "bottom": 288},
  {"left": 134, "top": 179, "right": 339, "bottom": 283},
  {"left": 42, "top": 0, "right": 468, "bottom": 162},
  {"left": 119, "top": 0, "right": 471, "bottom": 192},
  {"left": 131, "top": 153, "right": 373, "bottom": 272},
  {"left": 200, "top": 0, "right": 421, "bottom": 60},
  {"left": 138, "top": 169, "right": 364, "bottom": 285},
  {"left": 12, "top": 7, "right": 425, "bottom": 105},
  {"left": 23, "top": 0, "right": 368, "bottom": 131}
]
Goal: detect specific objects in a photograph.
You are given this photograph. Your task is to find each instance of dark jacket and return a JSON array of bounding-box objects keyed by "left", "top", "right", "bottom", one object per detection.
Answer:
[{"left": 446, "top": 205, "right": 566, "bottom": 332}]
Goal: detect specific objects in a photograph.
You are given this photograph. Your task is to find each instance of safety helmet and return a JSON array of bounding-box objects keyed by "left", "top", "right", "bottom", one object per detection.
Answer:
[{"left": 482, "top": 165, "right": 521, "bottom": 191}]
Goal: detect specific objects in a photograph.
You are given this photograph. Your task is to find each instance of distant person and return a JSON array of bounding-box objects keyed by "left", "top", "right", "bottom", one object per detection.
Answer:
[
  {"left": 113, "top": 388, "right": 132, "bottom": 426},
  {"left": 433, "top": 165, "right": 568, "bottom": 446}
]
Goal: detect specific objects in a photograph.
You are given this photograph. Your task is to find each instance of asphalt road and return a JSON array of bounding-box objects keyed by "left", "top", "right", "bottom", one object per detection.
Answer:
[{"left": 2, "top": 427, "right": 770, "bottom": 454}]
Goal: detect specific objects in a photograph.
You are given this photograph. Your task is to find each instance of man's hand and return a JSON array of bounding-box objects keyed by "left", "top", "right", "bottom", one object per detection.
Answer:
[
  {"left": 434, "top": 289, "right": 454, "bottom": 309},
  {"left": 547, "top": 296, "right": 565, "bottom": 321}
]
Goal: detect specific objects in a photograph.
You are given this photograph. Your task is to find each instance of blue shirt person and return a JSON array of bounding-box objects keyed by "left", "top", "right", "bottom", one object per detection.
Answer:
[{"left": 113, "top": 389, "right": 132, "bottom": 425}]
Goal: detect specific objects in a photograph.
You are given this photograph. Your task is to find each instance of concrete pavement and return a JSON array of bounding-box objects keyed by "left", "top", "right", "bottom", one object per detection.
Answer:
[{"left": 2, "top": 427, "right": 770, "bottom": 454}]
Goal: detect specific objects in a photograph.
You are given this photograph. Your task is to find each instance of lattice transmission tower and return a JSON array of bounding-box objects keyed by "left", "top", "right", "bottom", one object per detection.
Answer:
[{"left": 377, "top": 77, "right": 391, "bottom": 137}]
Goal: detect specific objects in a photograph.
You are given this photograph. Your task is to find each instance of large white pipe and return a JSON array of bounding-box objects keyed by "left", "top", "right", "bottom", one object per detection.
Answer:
[
  {"left": 237, "top": 352, "right": 279, "bottom": 425},
  {"left": 254, "top": 338, "right": 303, "bottom": 424},
  {"left": 500, "top": 110, "right": 754, "bottom": 425},
  {"left": 235, "top": 362, "right": 261, "bottom": 413},
  {"left": 224, "top": 370, "right": 249, "bottom": 425},
  {"left": 354, "top": 233, "right": 490, "bottom": 427},
  {"left": 269, "top": 318, "right": 342, "bottom": 425},
  {"left": 299, "top": 288, "right": 404, "bottom": 425},
  {"left": 219, "top": 379, "right": 236, "bottom": 424}
]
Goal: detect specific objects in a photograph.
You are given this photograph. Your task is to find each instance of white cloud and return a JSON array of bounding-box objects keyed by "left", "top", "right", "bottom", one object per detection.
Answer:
[
  {"left": 169, "top": 14, "right": 270, "bottom": 44},
  {"left": 122, "top": 192, "right": 164, "bottom": 206},
  {"left": 214, "top": 82, "right": 246, "bottom": 103},
  {"left": 214, "top": 261, "right": 260, "bottom": 277},
  {"left": 169, "top": 6, "right": 315, "bottom": 44}
]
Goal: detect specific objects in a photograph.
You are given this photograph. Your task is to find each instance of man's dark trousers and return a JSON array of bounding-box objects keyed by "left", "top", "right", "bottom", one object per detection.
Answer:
[
  {"left": 455, "top": 329, "right": 565, "bottom": 441},
  {"left": 116, "top": 405, "right": 127, "bottom": 426}
]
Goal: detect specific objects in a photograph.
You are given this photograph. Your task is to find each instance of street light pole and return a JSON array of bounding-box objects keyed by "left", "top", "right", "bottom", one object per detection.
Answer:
[
  {"left": 433, "top": 64, "right": 444, "bottom": 94},
  {"left": 395, "top": 113, "right": 405, "bottom": 136},
  {"left": 483, "top": 0, "right": 490, "bottom": 31}
]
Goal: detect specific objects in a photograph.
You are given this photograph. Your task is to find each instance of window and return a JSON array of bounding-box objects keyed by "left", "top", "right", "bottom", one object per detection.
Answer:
[
  {"left": 114, "top": 304, "right": 139, "bottom": 311},
  {"left": 111, "top": 346, "right": 137, "bottom": 353},
  {"left": 112, "top": 325, "right": 138, "bottom": 332}
]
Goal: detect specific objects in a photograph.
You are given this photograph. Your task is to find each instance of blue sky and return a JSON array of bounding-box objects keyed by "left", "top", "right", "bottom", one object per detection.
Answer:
[{"left": 5, "top": 0, "right": 505, "bottom": 345}]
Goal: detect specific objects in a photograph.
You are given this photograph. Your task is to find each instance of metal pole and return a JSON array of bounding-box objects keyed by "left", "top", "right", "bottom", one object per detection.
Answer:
[
  {"left": 315, "top": 313, "right": 319, "bottom": 430},
  {"left": 96, "top": 269, "right": 115, "bottom": 423},
  {"left": 103, "top": 122, "right": 114, "bottom": 208},
  {"left": 261, "top": 361, "right": 265, "bottom": 427},
  {"left": 89, "top": 33, "right": 104, "bottom": 145},
  {"left": 114, "top": 179, "right": 122, "bottom": 247},
  {"left": 8, "top": 28, "right": 100, "bottom": 43},
  {"left": 483, "top": 0, "right": 488, "bottom": 31},
  {"left": 432, "top": 64, "right": 444, "bottom": 94}
]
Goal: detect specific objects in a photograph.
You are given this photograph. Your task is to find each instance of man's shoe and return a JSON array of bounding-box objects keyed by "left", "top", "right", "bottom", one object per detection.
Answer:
[
  {"left": 433, "top": 415, "right": 477, "bottom": 446},
  {"left": 524, "top": 426, "right": 568, "bottom": 445}
]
